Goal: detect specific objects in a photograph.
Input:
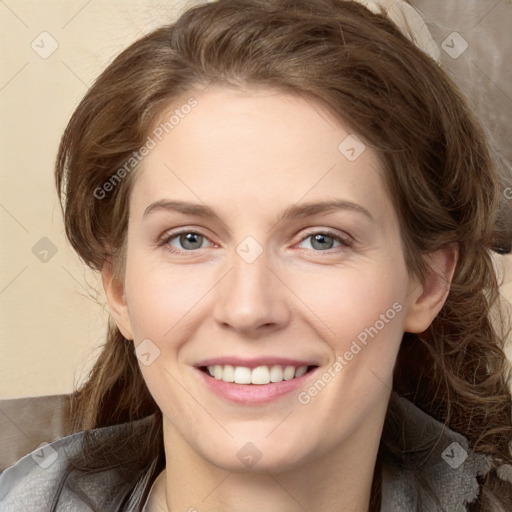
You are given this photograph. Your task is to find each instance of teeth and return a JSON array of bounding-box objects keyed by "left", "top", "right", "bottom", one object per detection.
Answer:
[
  {"left": 295, "top": 365, "right": 308, "bottom": 378},
  {"left": 269, "top": 365, "right": 283, "bottom": 382},
  {"left": 222, "top": 364, "right": 235, "bottom": 382},
  {"left": 251, "top": 366, "right": 270, "bottom": 385},
  {"left": 234, "top": 366, "right": 252, "bottom": 384},
  {"left": 206, "top": 364, "right": 309, "bottom": 384},
  {"left": 283, "top": 366, "right": 295, "bottom": 380}
]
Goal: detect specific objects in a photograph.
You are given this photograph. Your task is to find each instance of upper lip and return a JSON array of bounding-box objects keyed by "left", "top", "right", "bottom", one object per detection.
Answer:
[{"left": 194, "top": 357, "right": 319, "bottom": 369}]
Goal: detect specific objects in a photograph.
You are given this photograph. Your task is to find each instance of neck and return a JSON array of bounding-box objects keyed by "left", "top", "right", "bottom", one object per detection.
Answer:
[{"left": 155, "top": 405, "right": 386, "bottom": 512}]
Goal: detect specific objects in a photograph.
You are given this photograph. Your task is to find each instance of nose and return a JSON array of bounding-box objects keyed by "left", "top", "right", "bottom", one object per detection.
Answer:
[{"left": 212, "top": 248, "right": 291, "bottom": 336}]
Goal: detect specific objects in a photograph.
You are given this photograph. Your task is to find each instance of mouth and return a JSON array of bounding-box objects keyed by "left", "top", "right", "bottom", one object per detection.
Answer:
[
  {"left": 195, "top": 362, "right": 320, "bottom": 405},
  {"left": 199, "top": 364, "right": 318, "bottom": 384}
]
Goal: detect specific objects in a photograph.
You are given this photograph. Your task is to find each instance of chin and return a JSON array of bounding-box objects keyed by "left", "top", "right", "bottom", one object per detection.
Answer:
[{"left": 199, "top": 437, "right": 317, "bottom": 474}]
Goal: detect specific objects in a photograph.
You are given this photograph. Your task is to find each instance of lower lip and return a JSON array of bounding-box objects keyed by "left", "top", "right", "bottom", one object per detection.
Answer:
[{"left": 196, "top": 367, "right": 318, "bottom": 405}]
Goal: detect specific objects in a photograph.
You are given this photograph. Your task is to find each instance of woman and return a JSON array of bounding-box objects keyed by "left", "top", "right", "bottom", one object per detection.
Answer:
[{"left": 1, "top": 0, "right": 511, "bottom": 510}]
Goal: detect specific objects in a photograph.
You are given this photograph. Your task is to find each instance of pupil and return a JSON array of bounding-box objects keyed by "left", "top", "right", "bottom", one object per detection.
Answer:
[
  {"left": 181, "top": 233, "right": 202, "bottom": 250},
  {"left": 312, "top": 234, "right": 333, "bottom": 250}
]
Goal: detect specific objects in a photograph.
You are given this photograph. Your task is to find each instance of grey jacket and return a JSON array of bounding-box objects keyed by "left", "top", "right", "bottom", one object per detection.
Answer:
[{"left": 1, "top": 393, "right": 511, "bottom": 511}]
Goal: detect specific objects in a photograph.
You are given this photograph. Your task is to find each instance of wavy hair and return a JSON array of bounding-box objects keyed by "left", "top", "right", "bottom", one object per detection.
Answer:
[{"left": 55, "top": 0, "right": 512, "bottom": 509}]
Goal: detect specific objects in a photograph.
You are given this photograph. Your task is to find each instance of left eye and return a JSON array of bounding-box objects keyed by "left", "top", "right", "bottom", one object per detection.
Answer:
[{"left": 298, "top": 232, "right": 346, "bottom": 251}]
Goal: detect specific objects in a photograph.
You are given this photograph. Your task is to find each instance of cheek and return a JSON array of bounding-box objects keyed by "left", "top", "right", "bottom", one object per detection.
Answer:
[
  {"left": 124, "top": 255, "right": 212, "bottom": 341},
  {"left": 290, "top": 264, "right": 407, "bottom": 348}
]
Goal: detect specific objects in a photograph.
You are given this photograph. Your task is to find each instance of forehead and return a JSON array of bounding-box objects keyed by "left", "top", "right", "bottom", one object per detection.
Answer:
[{"left": 129, "top": 85, "right": 394, "bottom": 227}]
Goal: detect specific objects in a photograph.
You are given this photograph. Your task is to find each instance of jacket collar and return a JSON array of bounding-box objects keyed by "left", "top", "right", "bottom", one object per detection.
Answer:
[{"left": 379, "top": 393, "right": 492, "bottom": 511}]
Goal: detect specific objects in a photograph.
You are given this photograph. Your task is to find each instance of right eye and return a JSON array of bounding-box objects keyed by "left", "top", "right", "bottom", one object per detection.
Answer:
[{"left": 160, "top": 230, "right": 213, "bottom": 254}]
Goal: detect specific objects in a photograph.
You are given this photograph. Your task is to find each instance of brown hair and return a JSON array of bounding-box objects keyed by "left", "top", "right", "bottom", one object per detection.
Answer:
[{"left": 55, "top": 0, "right": 512, "bottom": 508}]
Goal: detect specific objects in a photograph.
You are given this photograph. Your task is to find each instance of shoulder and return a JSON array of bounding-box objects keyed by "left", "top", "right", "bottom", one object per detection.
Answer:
[
  {"left": 0, "top": 416, "right": 155, "bottom": 512},
  {"left": 0, "top": 429, "right": 87, "bottom": 511},
  {"left": 380, "top": 393, "right": 512, "bottom": 512}
]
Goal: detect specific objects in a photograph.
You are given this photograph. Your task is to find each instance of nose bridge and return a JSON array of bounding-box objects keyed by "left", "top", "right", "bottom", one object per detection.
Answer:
[{"left": 213, "top": 241, "right": 290, "bottom": 332}]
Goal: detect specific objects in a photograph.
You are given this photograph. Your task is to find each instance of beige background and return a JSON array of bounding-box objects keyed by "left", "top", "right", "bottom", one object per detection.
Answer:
[{"left": 0, "top": 0, "right": 511, "bottom": 398}]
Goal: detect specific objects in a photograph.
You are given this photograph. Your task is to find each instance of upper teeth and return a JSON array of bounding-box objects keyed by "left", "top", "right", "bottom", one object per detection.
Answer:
[{"left": 207, "top": 365, "right": 308, "bottom": 385}]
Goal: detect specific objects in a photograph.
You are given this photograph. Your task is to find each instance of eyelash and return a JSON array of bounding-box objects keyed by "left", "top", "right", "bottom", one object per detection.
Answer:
[{"left": 158, "top": 228, "right": 353, "bottom": 255}]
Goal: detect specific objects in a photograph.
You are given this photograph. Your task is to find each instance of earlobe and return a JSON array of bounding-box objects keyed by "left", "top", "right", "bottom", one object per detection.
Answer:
[
  {"left": 101, "top": 259, "right": 134, "bottom": 340},
  {"left": 403, "top": 244, "right": 459, "bottom": 333}
]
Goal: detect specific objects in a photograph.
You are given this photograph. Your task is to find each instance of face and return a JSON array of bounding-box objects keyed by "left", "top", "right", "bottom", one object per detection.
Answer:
[{"left": 107, "top": 84, "right": 432, "bottom": 473}]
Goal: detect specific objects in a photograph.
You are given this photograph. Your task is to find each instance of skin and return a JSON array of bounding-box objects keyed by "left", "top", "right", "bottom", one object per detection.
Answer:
[{"left": 103, "top": 84, "right": 457, "bottom": 512}]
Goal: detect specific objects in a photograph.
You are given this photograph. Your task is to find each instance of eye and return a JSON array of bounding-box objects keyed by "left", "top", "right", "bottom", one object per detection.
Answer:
[
  {"left": 161, "top": 231, "right": 211, "bottom": 253},
  {"left": 159, "top": 228, "right": 352, "bottom": 255},
  {"left": 297, "top": 230, "right": 352, "bottom": 251}
]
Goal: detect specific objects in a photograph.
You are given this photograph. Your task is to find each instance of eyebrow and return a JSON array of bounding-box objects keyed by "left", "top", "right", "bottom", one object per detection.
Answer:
[{"left": 143, "top": 198, "right": 374, "bottom": 222}]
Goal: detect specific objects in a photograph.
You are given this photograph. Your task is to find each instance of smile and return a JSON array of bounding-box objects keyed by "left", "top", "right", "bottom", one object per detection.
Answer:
[
  {"left": 202, "top": 364, "right": 315, "bottom": 384},
  {"left": 195, "top": 361, "right": 320, "bottom": 405}
]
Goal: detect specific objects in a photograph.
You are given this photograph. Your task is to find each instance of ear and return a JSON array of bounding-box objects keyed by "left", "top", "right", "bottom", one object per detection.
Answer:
[
  {"left": 403, "top": 244, "right": 459, "bottom": 333},
  {"left": 101, "top": 259, "right": 134, "bottom": 340}
]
